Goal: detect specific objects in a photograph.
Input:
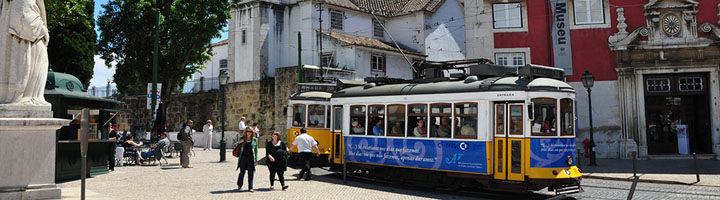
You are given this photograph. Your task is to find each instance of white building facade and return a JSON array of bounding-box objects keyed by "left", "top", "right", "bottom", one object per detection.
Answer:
[
  {"left": 191, "top": 40, "right": 228, "bottom": 92},
  {"left": 227, "top": 0, "right": 468, "bottom": 82}
]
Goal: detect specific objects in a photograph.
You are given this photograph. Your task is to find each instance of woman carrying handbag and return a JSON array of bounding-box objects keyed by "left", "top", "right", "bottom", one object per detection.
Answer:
[
  {"left": 266, "top": 131, "right": 289, "bottom": 190},
  {"left": 236, "top": 127, "right": 258, "bottom": 192}
]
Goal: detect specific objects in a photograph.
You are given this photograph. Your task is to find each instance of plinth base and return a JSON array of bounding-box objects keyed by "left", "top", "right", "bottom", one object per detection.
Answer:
[{"left": 0, "top": 185, "right": 61, "bottom": 200}]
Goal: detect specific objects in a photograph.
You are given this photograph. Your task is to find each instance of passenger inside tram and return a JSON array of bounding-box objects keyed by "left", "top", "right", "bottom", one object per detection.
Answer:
[
  {"left": 413, "top": 119, "right": 427, "bottom": 137},
  {"left": 429, "top": 117, "right": 439, "bottom": 137},
  {"left": 390, "top": 121, "right": 403, "bottom": 136},
  {"left": 459, "top": 120, "right": 476, "bottom": 136},
  {"left": 437, "top": 117, "right": 451, "bottom": 138},
  {"left": 373, "top": 120, "right": 384, "bottom": 136},
  {"left": 351, "top": 121, "right": 365, "bottom": 135}
]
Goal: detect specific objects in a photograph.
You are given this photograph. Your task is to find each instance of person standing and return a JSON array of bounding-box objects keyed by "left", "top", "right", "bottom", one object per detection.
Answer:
[
  {"left": 202, "top": 120, "right": 213, "bottom": 151},
  {"left": 266, "top": 131, "right": 288, "bottom": 190},
  {"left": 289, "top": 128, "right": 320, "bottom": 180},
  {"left": 107, "top": 123, "right": 118, "bottom": 171},
  {"left": 237, "top": 116, "right": 247, "bottom": 132},
  {"left": 251, "top": 122, "right": 261, "bottom": 138},
  {"left": 179, "top": 120, "right": 194, "bottom": 168},
  {"left": 236, "top": 127, "right": 258, "bottom": 192}
]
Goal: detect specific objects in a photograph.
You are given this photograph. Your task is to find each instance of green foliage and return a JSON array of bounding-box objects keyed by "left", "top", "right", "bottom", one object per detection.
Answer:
[
  {"left": 46, "top": 0, "right": 96, "bottom": 88},
  {"left": 97, "top": 0, "right": 234, "bottom": 98}
]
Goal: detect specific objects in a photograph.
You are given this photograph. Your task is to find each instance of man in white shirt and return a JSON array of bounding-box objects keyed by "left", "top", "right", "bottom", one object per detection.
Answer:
[
  {"left": 238, "top": 116, "right": 247, "bottom": 132},
  {"left": 203, "top": 120, "right": 213, "bottom": 151},
  {"left": 289, "top": 128, "right": 320, "bottom": 180}
]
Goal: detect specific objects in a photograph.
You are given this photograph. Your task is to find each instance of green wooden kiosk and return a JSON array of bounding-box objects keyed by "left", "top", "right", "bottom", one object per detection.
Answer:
[{"left": 44, "top": 70, "right": 122, "bottom": 182}]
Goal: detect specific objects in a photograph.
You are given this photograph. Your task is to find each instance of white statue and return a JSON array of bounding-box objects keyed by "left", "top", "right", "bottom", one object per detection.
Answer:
[{"left": 0, "top": 0, "right": 50, "bottom": 106}]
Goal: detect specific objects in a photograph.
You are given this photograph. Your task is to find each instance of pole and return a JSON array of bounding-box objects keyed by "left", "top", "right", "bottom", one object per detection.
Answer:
[
  {"left": 693, "top": 153, "right": 700, "bottom": 183},
  {"left": 219, "top": 85, "right": 227, "bottom": 162},
  {"left": 588, "top": 88, "right": 597, "bottom": 166},
  {"left": 298, "top": 32, "right": 303, "bottom": 83},
  {"left": 80, "top": 108, "right": 89, "bottom": 200},
  {"left": 317, "top": 0, "right": 323, "bottom": 77},
  {"left": 632, "top": 152, "right": 637, "bottom": 177},
  {"left": 151, "top": 10, "right": 161, "bottom": 119}
]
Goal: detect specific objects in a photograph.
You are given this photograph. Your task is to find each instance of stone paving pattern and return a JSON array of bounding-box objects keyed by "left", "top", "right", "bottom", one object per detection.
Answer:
[{"left": 59, "top": 148, "right": 720, "bottom": 200}]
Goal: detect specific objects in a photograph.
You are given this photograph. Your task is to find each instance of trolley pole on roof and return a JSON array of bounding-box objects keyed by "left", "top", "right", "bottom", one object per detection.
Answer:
[
  {"left": 298, "top": 32, "right": 303, "bottom": 83},
  {"left": 151, "top": 10, "right": 161, "bottom": 119}
]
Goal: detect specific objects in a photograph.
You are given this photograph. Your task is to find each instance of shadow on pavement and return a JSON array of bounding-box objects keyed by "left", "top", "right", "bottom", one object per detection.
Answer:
[{"left": 209, "top": 189, "right": 240, "bottom": 194}]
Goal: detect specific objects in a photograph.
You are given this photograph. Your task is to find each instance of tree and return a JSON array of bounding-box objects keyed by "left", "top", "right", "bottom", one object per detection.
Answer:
[
  {"left": 97, "top": 0, "right": 233, "bottom": 106},
  {"left": 46, "top": 0, "right": 96, "bottom": 87}
]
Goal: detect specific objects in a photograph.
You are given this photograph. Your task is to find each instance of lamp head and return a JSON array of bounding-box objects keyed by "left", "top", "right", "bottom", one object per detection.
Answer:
[{"left": 581, "top": 70, "right": 594, "bottom": 89}]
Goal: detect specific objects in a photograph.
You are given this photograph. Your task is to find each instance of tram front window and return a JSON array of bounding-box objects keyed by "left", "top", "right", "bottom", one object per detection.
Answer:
[
  {"left": 408, "top": 104, "right": 428, "bottom": 137},
  {"left": 350, "top": 105, "right": 366, "bottom": 135},
  {"left": 292, "top": 104, "right": 306, "bottom": 127},
  {"left": 308, "top": 104, "right": 325, "bottom": 128},
  {"left": 560, "top": 99, "right": 574, "bottom": 136},
  {"left": 531, "top": 98, "right": 557, "bottom": 136}
]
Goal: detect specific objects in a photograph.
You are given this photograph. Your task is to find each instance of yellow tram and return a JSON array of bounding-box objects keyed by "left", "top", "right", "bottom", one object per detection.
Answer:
[{"left": 286, "top": 91, "right": 334, "bottom": 163}]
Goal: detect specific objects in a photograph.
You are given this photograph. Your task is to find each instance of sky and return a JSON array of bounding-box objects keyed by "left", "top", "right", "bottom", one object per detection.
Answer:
[{"left": 88, "top": 0, "right": 228, "bottom": 87}]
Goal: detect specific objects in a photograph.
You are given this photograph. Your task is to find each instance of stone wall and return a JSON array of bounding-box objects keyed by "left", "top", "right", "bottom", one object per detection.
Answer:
[{"left": 115, "top": 66, "right": 302, "bottom": 147}]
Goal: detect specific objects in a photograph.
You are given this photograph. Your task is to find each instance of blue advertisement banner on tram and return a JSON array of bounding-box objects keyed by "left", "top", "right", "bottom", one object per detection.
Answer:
[
  {"left": 529, "top": 138, "right": 576, "bottom": 168},
  {"left": 344, "top": 137, "right": 488, "bottom": 174}
]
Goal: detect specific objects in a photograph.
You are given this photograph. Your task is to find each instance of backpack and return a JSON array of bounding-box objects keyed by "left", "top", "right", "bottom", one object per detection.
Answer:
[{"left": 177, "top": 128, "right": 187, "bottom": 141}]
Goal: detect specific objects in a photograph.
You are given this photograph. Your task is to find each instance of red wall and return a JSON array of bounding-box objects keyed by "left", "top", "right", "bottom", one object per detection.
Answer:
[{"left": 492, "top": 0, "right": 720, "bottom": 82}]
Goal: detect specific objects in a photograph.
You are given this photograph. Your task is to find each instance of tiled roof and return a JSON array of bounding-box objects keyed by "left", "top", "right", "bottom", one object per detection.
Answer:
[
  {"left": 321, "top": 0, "right": 445, "bottom": 17},
  {"left": 211, "top": 39, "right": 228, "bottom": 47},
  {"left": 320, "top": 30, "right": 425, "bottom": 56}
]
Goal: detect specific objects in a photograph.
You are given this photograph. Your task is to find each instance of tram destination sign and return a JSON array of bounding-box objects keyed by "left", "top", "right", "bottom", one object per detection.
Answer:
[
  {"left": 519, "top": 64, "right": 565, "bottom": 80},
  {"left": 298, "top": 82, "right": 337, "bottom": 92}
]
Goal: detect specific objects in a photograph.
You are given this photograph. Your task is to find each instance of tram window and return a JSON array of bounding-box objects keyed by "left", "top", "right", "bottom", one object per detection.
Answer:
[
  {"left": 308, "top": 104, "right": 326, "bottom": 128},
  {"left": 509, "top": 105, "right": 523, "bottom": 135},
  {"left": 495, "top": 104, "right": 505, "bottom": 135},
  {"left": 531, "top": 98, "right": 557, "bottom": 136},
  {"left": 334, "top": 107, "right": 343, "bottom": 131},
  {"left": 369, "top": 105, "right": 385, "bottom": 136},
  {"left": 408, "top": 104, "right": 428, "bottom": 137},
  {"left": 326, "top": 106, "right": 331, "bottom": 129},
  {"left": 454, "top": 103, "right": 478, "bottom": 139},
  {"left": 387, "top": 104, "right": 405, "bottom": 137},
  {"left": 430, "top": 103, "right": 451, "bottom": 138},
  {"left": 350, "top": 105, "right": 366, "bottom": 135},
  {"left": 292, "top": 104, "right": 306, "bottom": 127},
  {"left": 560, "top": 99, "right": 574, "bottom": 136}
]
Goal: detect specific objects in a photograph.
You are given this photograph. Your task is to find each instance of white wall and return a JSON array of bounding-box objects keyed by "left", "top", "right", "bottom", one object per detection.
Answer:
[
  {"left": 230, "top": 7, "right": 256, "bottom": 82},
  {"left": 385, "top": 13, "right": 426, "bottom": 54},
  {"left": 571, "top": 81, "right": 623, "bottom": 159},
  {"left": 464, "top": 0, "right": 494, "bottom": 60},
  {"left": 425, "top": 0, "right": 466, "bottom": 61}
]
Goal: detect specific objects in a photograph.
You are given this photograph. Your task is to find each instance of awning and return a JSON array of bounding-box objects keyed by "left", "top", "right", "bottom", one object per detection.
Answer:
[
  {"left": 45, "top": 90, "right": 121, "bottom": 104},
  {"left": 99, "top": 108, "right": 131, "bottom": 113}
]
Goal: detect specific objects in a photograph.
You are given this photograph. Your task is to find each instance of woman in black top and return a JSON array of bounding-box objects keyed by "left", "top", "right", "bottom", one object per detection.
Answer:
[{"left": 266, "top": 131, "right": 289, "bottom": 190}]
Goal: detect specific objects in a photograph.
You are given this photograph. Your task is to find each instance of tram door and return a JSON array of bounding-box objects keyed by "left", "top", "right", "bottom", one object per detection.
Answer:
[
  {"left": 493, "top": 103, "right": 525, "bottom": 181},
  {"left": 331, "top": 106, "right": 344, "bottom": 164}
]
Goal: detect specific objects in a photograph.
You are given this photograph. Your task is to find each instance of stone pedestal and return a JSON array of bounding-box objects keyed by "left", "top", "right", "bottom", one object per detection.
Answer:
[{"left": 0, "top": 105, "right": 69, "bottom": 200}]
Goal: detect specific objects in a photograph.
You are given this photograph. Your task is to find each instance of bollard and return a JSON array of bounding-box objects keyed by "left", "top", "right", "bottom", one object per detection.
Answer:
[
  {"left": 632, "top": 152, "right": 637, "bottom": 178},
  {"left": 693, "top": 153, "right": 700, "bottom": 183}
]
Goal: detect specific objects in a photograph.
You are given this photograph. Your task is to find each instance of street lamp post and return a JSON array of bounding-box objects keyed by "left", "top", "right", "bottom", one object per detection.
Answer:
[
  {"left": 219, "top": 71, "right": 230, "bottom": 162},
  {"left": 581, "top": 70, "right": 597, "bottom": 166}
]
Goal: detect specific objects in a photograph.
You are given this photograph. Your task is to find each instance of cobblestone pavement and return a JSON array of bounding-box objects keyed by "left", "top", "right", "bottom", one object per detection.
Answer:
[{"left": 58, "top": 148, "right": 720, "bottom": 200}]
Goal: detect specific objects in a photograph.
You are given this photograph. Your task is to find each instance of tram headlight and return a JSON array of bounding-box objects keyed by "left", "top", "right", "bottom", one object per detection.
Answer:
[{"left": 566, "top": 156, "right": 573, "bottom": 166}]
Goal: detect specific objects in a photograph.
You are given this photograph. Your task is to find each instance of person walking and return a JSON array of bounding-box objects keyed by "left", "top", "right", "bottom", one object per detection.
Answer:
[
  {"left": 179, "top": 120, "right": 194, "bottom": 168},
  {"left": 289, "top": 128, "right": 320, "bottom": 180},
  {"left": 266, "top": 131, "right": 289, "bottom": 190},
  {"left": 237, "top": 116, "right": 247, "bottom": 132},
  {"left": 251, "top": 122, "right": 261, "bottom": 138},
  {"left": 202, "top": 120, "right": 213, "bottom": 151},
  {"left": 236, "top": 127, "right": 258, "bottom": 192}
]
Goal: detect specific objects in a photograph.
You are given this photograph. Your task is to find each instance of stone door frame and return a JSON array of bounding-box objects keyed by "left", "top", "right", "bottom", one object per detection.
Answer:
[{"left": 624, "top": 65, "right": 720, "bottom": 159}]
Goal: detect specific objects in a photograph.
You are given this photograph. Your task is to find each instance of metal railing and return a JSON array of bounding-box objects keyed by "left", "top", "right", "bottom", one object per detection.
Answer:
[
  {"left": 87, "top": 86, "right": 119, "bottom": 97},
  {"left": 183, "top": 77, "right": 220, "bottom": 93}
]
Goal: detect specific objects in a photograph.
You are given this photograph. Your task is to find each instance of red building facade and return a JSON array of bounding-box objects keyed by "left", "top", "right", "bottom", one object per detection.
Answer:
[{"left": 465, "top": 0, "right": 720, "bottom": 159}]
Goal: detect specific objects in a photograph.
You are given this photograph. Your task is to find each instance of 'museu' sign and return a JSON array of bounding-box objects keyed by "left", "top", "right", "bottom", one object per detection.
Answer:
[{"left": 551, "top": 0, "right": 573, "bottom": 75}]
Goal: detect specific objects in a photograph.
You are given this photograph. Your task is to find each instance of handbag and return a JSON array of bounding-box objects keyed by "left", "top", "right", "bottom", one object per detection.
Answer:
[{"left": 232, "top": 144, "right": 242, "bottom": 157}]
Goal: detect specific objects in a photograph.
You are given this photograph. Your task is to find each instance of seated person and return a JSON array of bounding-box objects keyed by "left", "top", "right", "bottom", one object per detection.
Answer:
[
  {"left": 351, "top": 121, "right": 365, "bottom": 134},
  {"left": 460, "top": 121, "right": 476, "bottom": 136},
  {"left": 141, "top": 133, "right": 171, "bottom": 160},
  {"left": 437, "top": 117, "right": 451, "bottom": 138},
  {"left": 123, "top": 135, "right": 143, "bottom": 165},
  {"left": 390, "top": 121, "right": 403, "bottom": 135},
  {"left": 412, "top": 119, "right": 427, "bottom": 137},
  {"left": 429, "top": 118, "right": 438, "bottom": 137},
  {"left": 372, "top": 120, "right": 384, "bottom": 136}
]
